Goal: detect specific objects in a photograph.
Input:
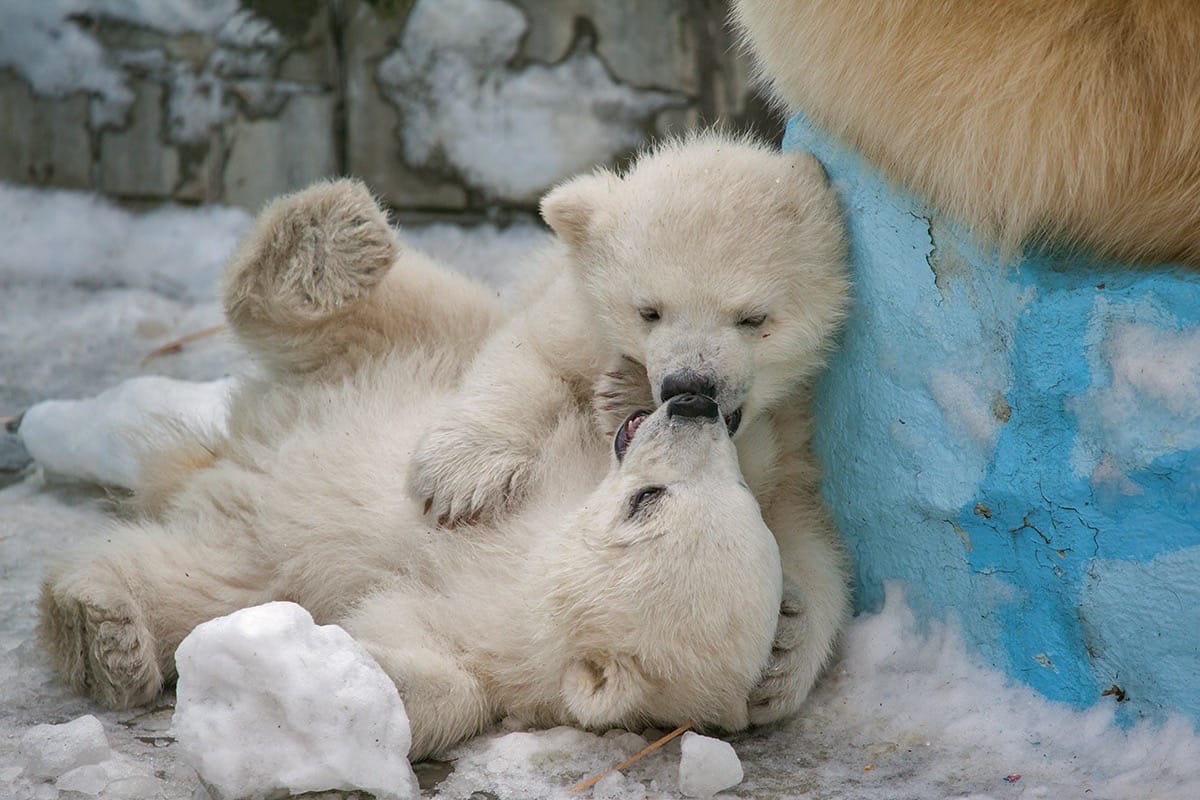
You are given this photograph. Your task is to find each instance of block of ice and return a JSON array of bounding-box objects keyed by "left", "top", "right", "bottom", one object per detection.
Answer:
[
  {"left": 677, "top": 732, "right": 743, "bottom": 798},
  {"left": 19, "top": 715, "right": 111, "bottom": 781},
  {"left": 172, "top": 602, "right": 418, "bottom": 800}
]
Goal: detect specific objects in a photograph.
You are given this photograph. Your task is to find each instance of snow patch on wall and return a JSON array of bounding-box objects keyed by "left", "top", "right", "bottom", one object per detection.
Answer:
[
  {"left": 1071, "top": 302, "right": 1200, "bottom": 482},
  {"left": 0, "top": 0, "right": 305, "bottom": 138},
  {"left": 929, "top": 369, "right": 1004, "bottom": 450},
  {"left": 376, "top": 0, "right": 683, "bottom": 202}
]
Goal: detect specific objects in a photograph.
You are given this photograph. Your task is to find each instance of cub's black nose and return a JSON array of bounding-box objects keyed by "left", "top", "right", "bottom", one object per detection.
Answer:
[
  {"left": 666, "top": 393, "right": 720, "bottom": 422},
  {"left": 660, "top": 372, "right": 717, "bottom": 403}
]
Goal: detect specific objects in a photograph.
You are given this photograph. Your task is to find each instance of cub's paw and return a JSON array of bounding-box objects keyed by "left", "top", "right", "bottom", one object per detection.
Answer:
[
  {"left": 561, "top": 656, "right": 645, "bottom": 729},
  {"left": 592, "top": 357, "right": 655, "bottom": 437},
  {"left": 747, "top": 582, "right": 815, "bottom": 726},
  {"left": 38, "top": 580, "right": 162, "bottom": 709},
  {"left": 224, "top": 179, "right": 398, "bottom": 325},
  {"left": 407, "top": 417, "right": 533, "bottom": 528}
]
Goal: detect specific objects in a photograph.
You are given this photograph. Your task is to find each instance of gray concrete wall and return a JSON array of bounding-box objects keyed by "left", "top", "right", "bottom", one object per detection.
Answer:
[{"left": 0, "top": 0, "right": 775, "bottom": 216}]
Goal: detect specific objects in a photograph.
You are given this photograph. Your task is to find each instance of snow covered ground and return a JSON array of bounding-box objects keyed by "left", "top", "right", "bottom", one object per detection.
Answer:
[{"left": 2, "top": 183, "right": 1199, "bottom": 799}]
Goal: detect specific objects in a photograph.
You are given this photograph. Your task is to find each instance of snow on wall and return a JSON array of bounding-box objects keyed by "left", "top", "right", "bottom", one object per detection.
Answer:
[
  {"left": 785, "top": 114, "right": 1200, "bottom": 726},
  {"left": 375, "top": 0, "right": 683, "bottom": 203},
  {"left": 0, "top": 0, "right": 758, "bottom": 212},
  {"left": 0, "top": 0, "right": 291, "bottom": 136}
]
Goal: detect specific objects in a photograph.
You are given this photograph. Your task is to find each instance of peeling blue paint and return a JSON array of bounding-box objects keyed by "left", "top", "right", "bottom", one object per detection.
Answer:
[{"left": 783, "top": 114, "right": 1200, "bottom": 725}]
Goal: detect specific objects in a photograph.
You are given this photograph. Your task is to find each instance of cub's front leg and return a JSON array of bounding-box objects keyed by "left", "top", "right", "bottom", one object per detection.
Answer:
[
  {"left": 339, "top": 595, "right": 493, "bottom": 761},
  {"left": 591, "top": 356, "right": 655, "bottom": 439},
  {"left": 748, "top": 443, "right": 850, "bottom": 725},
  {"left": 408, "top": 273, "right": 601, "bottom": 527}
]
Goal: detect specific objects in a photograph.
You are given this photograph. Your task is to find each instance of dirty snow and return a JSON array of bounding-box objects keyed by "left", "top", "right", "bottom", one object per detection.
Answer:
[{"left": 3, "top": 184, "right": 1200, "bottom": 799}]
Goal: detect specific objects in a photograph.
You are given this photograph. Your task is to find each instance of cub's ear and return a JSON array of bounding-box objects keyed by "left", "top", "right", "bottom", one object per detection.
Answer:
[{"left": 540, "top": 172, "right": 616, "bottom": 247}]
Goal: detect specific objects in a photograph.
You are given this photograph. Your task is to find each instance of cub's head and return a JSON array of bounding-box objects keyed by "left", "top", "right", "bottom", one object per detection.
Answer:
[
  {"left": 545, "top": 394, "right": 782, "bottom": 718},
  {"left": 568, "top": 398, "right": 777, "bottom": 578},
  {"left": 542, "top": 134, "right": 849, "bottom": 435}
]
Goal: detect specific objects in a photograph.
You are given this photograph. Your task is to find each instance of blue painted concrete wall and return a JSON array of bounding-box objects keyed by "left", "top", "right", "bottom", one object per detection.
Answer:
[{"left": 784, "top": 115, "right": 1200, "bottom": 725}]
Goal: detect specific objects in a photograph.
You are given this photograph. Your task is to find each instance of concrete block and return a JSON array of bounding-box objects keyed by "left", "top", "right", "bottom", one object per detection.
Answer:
[
  {"left": 222, "top": 91, "right": 339, "bottom": 210},
  {"left": 785, "top": 113, "right": 1200, "bottom": 726},
  {"left": 98, "top": 79, "right": 180, "bottom": 199},
  {"left": 0, "top": 70, "right": 92, "bottom": 189}
]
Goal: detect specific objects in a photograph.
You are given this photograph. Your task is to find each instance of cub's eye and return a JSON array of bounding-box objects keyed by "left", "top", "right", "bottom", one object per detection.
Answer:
[
  {"left": 639, "top": 307, "right": 661, "bottom": 323},
  {"left": 628, "top": 485, "right": 665, "bottom": 518},
  {"left": 738, "top": 313, "right": 767, "bottom": 328}
]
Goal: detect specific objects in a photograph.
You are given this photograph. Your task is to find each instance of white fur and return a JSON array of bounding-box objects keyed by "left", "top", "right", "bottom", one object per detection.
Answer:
[
  {"left": 38, "top": 176, "right": 786, "bottom": 760},
  {"left": 408, "top": 133, "right": 853, "bottom": 725}
]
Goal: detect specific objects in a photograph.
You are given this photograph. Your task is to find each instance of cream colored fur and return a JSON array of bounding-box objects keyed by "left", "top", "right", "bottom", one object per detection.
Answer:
[
  {"left": 38, "top": 178, "right": 786, "bottom": 760},
  {"left": 733, "top": 0, "right": 1200, "bottom": 265},
  {"left": 408, "top": 133, "right": 852, "bottom": 726}
]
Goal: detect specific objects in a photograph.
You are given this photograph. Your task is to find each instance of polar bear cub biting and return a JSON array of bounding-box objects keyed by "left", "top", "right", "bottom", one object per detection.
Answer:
[{"left": 38, "top": 134, "right": 851, "bottom": 759}]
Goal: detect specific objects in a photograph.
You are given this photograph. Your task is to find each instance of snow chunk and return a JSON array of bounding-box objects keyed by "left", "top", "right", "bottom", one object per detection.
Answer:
[
  {"left": 17, "top": 376, "right": 234, "bottom": 489},
  {"left": 19, "top": 715, "right": 111, "bottom": 781},
  {"left": 0, "top": 183, "right": 249, "bottom": 302},
  {"left": 677, "top": 733, "right": 743, "bottom": 798},
  {"left": 172, "top": 602, "right": 418, "bottom": 800}
]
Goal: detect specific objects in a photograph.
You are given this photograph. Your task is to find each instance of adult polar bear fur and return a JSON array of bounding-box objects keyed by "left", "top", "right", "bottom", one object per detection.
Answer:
[
  {"left": 407, "top": 133, "right": 851, "bottom": 727},
  {"left": 38, "top": 178, "right": 784, "bottom": 760},
  {"left": 733, "top": 0, "right": 1200, "bottom": 266}
]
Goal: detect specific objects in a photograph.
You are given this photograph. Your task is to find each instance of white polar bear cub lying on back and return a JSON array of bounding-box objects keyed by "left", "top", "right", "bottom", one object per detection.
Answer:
[{"left": 36, "top": 172, "right": 787, "bottom": 760}]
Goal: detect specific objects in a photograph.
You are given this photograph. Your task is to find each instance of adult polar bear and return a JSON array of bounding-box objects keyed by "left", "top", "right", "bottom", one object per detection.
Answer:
[
  {"left": 408, "top": 134, "right": 851, "bottom": 726},
  {"left": 732, "top": 0, "right": 1200, "bottom": 266},
  {"left": 38, "top": 174, "right": 787, "bottom": 760}
]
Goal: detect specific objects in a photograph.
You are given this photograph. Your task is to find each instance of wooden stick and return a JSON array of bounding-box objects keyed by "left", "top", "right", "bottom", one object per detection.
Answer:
[
  {"left": 140, "top": 324, "right": 227, "bottom": 366},
  {"left": 570, "top": 721, "right": 693, "bottom": 794}
]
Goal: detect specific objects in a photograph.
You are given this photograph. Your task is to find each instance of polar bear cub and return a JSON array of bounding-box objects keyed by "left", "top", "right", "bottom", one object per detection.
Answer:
[
  {"left": 407, "top": 133, "right": 852, "bottom": 726},
  {"left": 38, "top": 179, "right": 781, "bottom": 760}
]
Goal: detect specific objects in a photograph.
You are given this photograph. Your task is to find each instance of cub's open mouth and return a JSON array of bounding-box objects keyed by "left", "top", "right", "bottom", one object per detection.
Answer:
[
  {"left": 724, "top": 407, "right": 742, "bottom": 436},
  {"left": 614, "top": 410, "right": 650, "bottom": 460}
]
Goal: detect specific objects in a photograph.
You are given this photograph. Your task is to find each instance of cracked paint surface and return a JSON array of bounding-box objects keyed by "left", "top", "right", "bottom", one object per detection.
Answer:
[{"left": 783, "top": 114, "right": 1200, "bottom": 726}]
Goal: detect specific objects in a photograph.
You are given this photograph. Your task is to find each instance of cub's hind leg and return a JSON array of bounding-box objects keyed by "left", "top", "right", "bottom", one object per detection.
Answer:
[
  {"left": 39, "top": 519, "right": 270, "bottom": 708},
  {"left": 223, "top": 179, "right": 504, "bottom": 380}
]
